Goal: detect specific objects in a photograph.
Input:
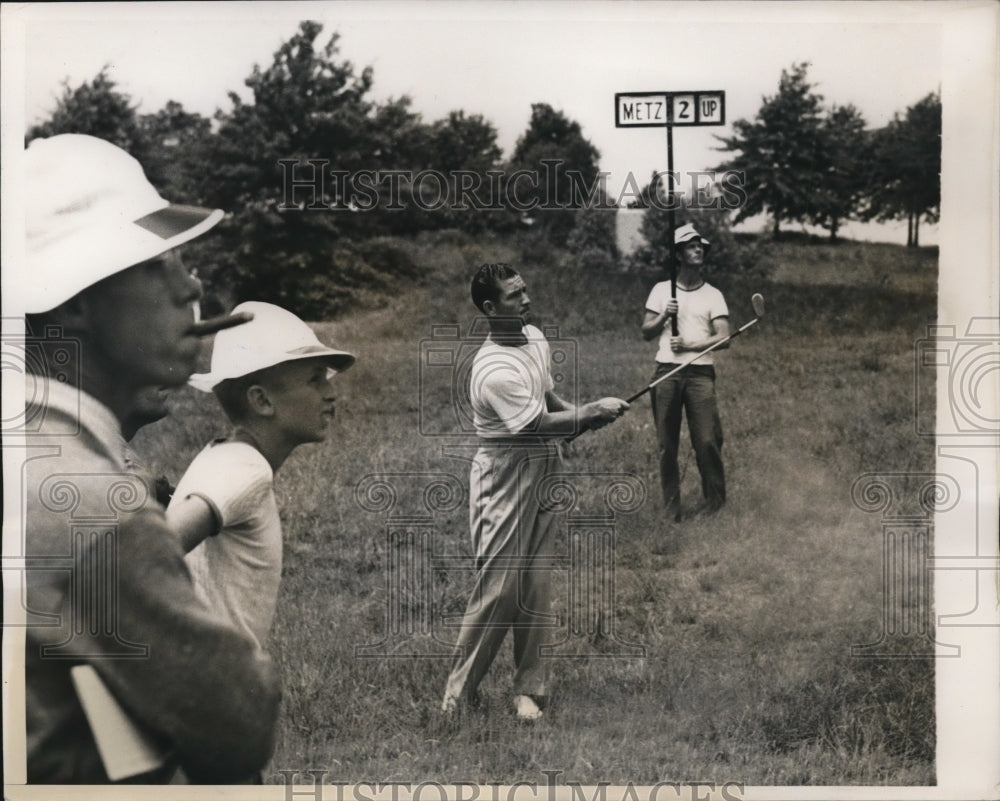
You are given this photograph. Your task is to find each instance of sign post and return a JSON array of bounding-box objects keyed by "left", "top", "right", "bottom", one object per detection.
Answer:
[{"left": 615, "top": 90, "right": 726, "bottom": 334}]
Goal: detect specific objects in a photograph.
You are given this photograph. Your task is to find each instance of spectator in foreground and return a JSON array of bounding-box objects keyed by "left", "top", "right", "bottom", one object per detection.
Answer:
[
  {"left": 167, "top": 301, "right": 355, "bottom": 651},
  {"left": 22, "top": 133, "right": 280, "bottom": 783}
]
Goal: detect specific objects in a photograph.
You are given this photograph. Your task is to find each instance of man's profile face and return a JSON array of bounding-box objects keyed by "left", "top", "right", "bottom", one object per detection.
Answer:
[
  {"left": 263, "top": 357, "right": 338, "bottom": 446},
  {"left": 84, "top": 248, "right": 204, "bottom": 389},
  {"left": 489, "top": 275, "right": 532, "bottom": 325}
]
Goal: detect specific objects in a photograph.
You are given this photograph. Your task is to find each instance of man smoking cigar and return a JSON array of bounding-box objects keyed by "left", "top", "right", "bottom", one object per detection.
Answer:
[{"left": 22, "top": 133, "right": 279, "bottom": 784}]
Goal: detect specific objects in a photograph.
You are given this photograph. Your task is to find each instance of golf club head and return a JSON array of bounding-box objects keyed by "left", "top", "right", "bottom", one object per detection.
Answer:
[{"left": 751, "top": 293, "right": 765, "bottom": 318}]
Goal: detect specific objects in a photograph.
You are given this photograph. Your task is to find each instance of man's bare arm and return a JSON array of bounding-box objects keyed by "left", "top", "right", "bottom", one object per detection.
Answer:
[
  {"left": 545, "top": 390, "right": 575, "bottom": 413},
  {"left": 526, "top": 395, "right": 629, "bottom": 437},
  {"left": 641, "top": 298, "right": 678, "bottom": 341},
  {"left": 166, "top": 495, "right": 220, "bottom": 552}
]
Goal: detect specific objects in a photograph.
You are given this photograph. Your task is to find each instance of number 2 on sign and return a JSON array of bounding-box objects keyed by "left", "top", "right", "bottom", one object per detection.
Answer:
[{"left": 672, "top": 95, "right": 694, "bottom": 122}]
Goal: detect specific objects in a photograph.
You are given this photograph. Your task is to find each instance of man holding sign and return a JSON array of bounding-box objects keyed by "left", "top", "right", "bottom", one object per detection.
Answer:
[{"left": 641, "top": 224, "right": 730, "bottom": 525}]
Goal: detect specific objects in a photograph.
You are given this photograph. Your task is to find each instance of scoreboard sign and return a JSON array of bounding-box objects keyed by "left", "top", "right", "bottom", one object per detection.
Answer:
[
  {"left": 614, "top": 87, "right": 728, "bottom": 336},
  {"left": 615, "top": 91, "right": 725, "bottom": 127}
]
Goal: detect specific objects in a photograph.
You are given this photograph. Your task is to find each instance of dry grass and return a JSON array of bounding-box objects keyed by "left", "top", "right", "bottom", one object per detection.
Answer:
[{"left": 132, "top": 233, "right": 938, "bottom": 786}]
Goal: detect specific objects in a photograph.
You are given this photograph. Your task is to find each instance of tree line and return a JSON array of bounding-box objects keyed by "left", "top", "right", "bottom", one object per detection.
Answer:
[
  {"left": 28, "top": 22, "right": 603, "bottom": 316},
  {"left": 27, "top": 25, "right": 939, "bottom": 317},
  {"left": 713, "top": 61, "right": 940, "bottom": 246}
]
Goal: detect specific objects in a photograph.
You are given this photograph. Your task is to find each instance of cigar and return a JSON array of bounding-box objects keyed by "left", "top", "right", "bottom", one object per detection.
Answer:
[{"left": 188, "top": 311, "right": 254, "bottom": 337}]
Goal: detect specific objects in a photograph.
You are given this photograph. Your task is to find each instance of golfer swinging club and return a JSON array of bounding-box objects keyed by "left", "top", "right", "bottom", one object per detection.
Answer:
[
  {"left": 441, "top": 263, "right": 629, "bottom": 720},
  {"left": 641, "top": 223, "right": 730, "bottom": 526}
]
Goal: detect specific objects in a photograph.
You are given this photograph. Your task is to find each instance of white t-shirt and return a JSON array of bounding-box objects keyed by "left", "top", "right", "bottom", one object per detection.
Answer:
[
  {"left": 169, "top": 441, "right": 282, "bottom": 649},
  {"left": 645, "top": 280, "right": 729, "bottom": 365},
  {"left": 471, "top": 324, "right": 555, "bottom": 437}
]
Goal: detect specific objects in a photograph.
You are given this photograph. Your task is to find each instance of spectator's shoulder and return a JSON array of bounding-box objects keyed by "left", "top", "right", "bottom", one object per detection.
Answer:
[
  {"left": 178, "top": 441, "right": 274, "bottom": 511},
  {"left": 523, "top": 323, "right": 546, "bottom": 341},
  {"left": 195, "top": 440, "right": 271, "bottom": 478},
  {"left": 25, "top": 436, "right": 140, "bottom": 524}
]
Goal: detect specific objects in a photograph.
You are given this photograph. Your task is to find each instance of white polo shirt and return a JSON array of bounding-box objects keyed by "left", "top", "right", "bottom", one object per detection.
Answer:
[
  {"left": 170, "top": 440, "right": 282, "bottom": 649},
  {"left": 470, "top": 324, "right": 554, "bottom": 437}
]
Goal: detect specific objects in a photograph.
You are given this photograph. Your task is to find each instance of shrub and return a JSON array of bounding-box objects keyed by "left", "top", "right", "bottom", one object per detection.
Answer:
[
  {"left": 565, "top": 205, "right": 620, "bottom": 271},
  {"left": 355, "top": 237, "right": 421, "bottom": 281},
  {"left": 571, "top": 246, "right": 620, "bottom": 273},
  {"left": 513, "top": 226, "right": 561, "bottom": 267}
]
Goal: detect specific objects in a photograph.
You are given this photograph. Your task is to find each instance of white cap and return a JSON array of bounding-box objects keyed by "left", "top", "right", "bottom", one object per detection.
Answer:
[
  {"left": 25, "top": 134, "right": 224, "bottom": 313},
  {"left": 188, "top": 302, "right": 356, "bottom": 392},
  {"left": 674, "top": 223, "right": 710, "bottom": 247}
]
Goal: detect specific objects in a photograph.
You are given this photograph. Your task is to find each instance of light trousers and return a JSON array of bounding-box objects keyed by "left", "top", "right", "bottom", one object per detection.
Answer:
[{"left": 443, "top": 440, "right": 561, "bottom": 703}]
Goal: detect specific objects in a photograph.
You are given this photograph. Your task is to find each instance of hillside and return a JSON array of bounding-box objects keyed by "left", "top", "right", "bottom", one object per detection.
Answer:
[{"left": 133, "top": 234, "right": 939, "bottom": 785}]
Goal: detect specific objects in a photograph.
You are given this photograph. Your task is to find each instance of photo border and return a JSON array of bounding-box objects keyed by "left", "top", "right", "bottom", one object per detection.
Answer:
[{"left": 3, "top": 2, "right": 997, "bottom": 799}]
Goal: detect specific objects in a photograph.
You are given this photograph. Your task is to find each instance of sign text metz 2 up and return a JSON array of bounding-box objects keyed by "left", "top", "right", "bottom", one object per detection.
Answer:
[
  {"left": 615, "top": 91, "right": 725, "bottom": 128},
  {"left": 614, "top": 88, "right": 727, "bottom": 336}
]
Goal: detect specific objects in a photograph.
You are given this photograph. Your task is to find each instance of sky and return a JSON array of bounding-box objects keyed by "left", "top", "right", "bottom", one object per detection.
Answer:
[{"left": 12, "top": 1, "right": 944, "bottom": 221}]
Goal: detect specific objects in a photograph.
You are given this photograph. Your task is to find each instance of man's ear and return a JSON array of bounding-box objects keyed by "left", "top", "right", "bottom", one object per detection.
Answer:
[
  {"left": 246, "top": 384, "right": 275, "bottom": 417},
  {"left": 482, "top": 299, "right": 496, "bottom": 317}
]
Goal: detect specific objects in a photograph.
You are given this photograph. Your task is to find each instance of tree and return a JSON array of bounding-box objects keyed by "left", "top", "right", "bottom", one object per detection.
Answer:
[
  {"left": 25, "top": 71, "right": 212, "bottom": 206},
  {"left": 25, "top": 24, "right": 454, "bottom": 318},
  {"left": 509, "top": 103, "right": 602, "bottom": 245},
  {"left": 863, "top": 92, "right": 941, "bottom": 247},
  {"left": 425, "top": 110, "right": 502, "bottom": 173},
  {"left": 714, "top": 62, "right": 825, "bottom": 238},
  {"left": 138, "top": 101, "right": 213, "bottom": 202},
  {"left": 26, "top": 67, "right": 149, "bottom": 163},
  {"left": 566, "top": 191, "right": 620, "bottom": 272},
  {"left": 192, "top": 21, "right": 419, "bottom": 314},
  {"left": 810, "top": 103, "right": 870, "bottom": 241},
  {"left": 625, "top": 171, "right": 665, "bottom": 210},
  {"left": 200, "top": 21, "right": 375, "bottom": 211},
  {"left": 421, "top": 110, "right": 515, "bottom": 233},
  {"left": 360, "top": 95, "right": 435, "bottom": 236}
]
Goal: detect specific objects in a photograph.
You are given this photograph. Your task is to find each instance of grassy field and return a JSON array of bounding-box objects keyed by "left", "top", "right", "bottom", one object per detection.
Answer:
[{"left": 134, "top": 232, "right": 939, "bottom": 786}]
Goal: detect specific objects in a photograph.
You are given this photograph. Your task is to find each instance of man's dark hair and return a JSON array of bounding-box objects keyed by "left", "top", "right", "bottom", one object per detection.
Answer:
[
  {"left": 212, "top": 361, "right": 306, "bottom": 423},
  {"left": 470, "top": 263, "right": 519, "bottom": 313},
  {"left": 213, "top": 373, "right": 260, "bottom": 424},
  {"left": 212, "top": 366, "right": 282, "bottom": 423}
]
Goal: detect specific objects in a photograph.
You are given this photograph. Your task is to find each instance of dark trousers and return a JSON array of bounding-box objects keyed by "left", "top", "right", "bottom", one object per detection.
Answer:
[{"left": 650, "top": 363, "right": 725, "bottom": 519}]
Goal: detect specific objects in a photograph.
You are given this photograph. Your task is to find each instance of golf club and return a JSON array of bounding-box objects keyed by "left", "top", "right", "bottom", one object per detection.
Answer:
[
  {"left": 567, "top": 293, "right": 765, "bottom": 441},
  {"left": 627, "top": 292, "right": 765, "bottom": 402}
]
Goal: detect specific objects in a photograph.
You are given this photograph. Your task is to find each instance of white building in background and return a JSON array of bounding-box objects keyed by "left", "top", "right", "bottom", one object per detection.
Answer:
[{"left": 615, "top": 208, "right": 647, "bottom": 256}]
